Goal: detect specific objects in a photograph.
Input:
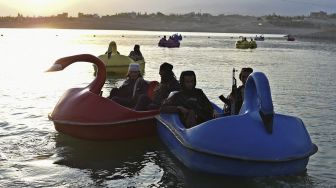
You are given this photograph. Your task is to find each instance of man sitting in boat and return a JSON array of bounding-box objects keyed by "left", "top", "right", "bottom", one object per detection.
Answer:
[
  {"left": 108, "top": 63, "right": 148, "bottom": 108},
  {"left": 160, "top": 71, "right": 218, "bottom": 128},
  {"left": 128, "top": 44, "right": 144, "bottom": 61},
  {"left": 223, "top": 67, "right": 253, "bottom": 115},
  {"left": 134, "top": 62, "right": 180, "bottom": 111}
]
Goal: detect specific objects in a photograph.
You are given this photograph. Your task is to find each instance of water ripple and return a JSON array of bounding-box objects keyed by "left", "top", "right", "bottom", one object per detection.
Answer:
[{"left": 0, "top": 121, "right": 9, "bottom": 127}]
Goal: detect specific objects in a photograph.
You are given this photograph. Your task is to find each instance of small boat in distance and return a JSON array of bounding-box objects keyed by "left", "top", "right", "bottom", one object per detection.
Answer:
[
  {"left": 158, "top": 33, "right": 182, "bottom": 48},
  {"left": 96, "top": 54, "right": 145, "bottom": 75},
  {"left": 286, "top": 34, "right": 295, "bottom": 41},
  {"left": 236, "top": 37, "right": 257, "bottom": 49},
  {"left": 95, "top": 41, "right": 145, "bottom": 75},
  {"left": 254, "top": 34, "right": 265, "bottom": 41}
]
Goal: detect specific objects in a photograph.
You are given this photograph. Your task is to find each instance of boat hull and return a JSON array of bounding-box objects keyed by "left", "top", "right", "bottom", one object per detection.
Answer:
[
  {"left": 235, "top": 40, "right": 257, "bottom": 49},
  {"left": 155, "top": 72, "right": 317, "bottom": 176},
  {"left": 48, "top": 54, "right": 158, "bottom": 141},
  {"left": 157, "top": 119, "right": 312, "bottom": 176},
  {"left": 49, "top": 87, "right": 159, "bottom": 140},
  {"left": 158, "top": 40, "right": 180, "bottom": 48},
  {"left": 254, "top": 36, "right": 265, "bottom": 41},
  {"left": 53, "top": 117, "right": 156, "bottom": 140},
  {"left": 105, "top": 61, "right": 145, "bottom": 75},
  {"left": 95, "top": 54, "right": 145, "bottom": 75}
]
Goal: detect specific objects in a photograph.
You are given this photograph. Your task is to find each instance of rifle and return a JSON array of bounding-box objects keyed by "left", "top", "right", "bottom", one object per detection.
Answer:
[{"left": 219, "top": 68, "right": 238, "bottom": 115}]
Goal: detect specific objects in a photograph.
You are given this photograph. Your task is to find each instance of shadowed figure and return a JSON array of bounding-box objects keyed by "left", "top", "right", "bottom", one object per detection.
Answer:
[{"left": 160, "top": 71, "right": 218, "bottom": 128}]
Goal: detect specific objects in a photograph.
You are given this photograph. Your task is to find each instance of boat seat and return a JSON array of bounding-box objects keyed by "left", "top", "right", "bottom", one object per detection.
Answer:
[{"left": 147, "top": 81, "right": 159, "bottom": 100}]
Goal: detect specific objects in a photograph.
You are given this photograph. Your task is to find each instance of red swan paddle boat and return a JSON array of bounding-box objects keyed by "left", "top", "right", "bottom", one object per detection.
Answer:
[{"left": 47, "top": 54, "right": 159, "bottom": 140}]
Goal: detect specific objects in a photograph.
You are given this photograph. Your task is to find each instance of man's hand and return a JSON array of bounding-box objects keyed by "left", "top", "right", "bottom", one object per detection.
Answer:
[
  {"left": 177, "top": 106, "right": 189, "bottom": 115},
  {"left": 213, "top": 110, "right": 220, "bottom": 118}
]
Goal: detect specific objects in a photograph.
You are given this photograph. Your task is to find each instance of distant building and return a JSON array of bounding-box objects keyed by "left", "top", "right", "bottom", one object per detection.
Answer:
[
  {"left": 310, "top": 11, "right": 328, "bottom": 18},
  {"left": 78, "top": 12, "right": 100, "bottom": 19},
  {"left": 56, "top": 13, "right": 68, "bottom": 18}
]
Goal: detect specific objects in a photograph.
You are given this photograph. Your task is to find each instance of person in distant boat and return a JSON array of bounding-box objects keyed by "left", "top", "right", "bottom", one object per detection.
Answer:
[
  {"left": 160, "top": 71, "right": 218, "bottom": 128},
  {"left": 128, "top": 44, "right": 144, "bottom": 61},
  {"left": 108, "top": 63, "right": 148, "bottom": 108},
  {"left": 222, "top": 67, "right": 253, "bottom": 115},
  {"left": 105, "top": 41, "right": 120, "bottom": 58},
  {"left": 159, "top": 36, "right": 167, "bottom": 46},
  {"left": 134, "top": 62, "right": 180, "bottom": 111},
  {"left": 163, "top": 35, "right": 167, "bottom": 40}
]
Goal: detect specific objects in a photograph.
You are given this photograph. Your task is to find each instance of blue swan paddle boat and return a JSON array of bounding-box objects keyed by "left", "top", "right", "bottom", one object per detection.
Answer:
[{"left": 155, "top": 72, "right": 318, "bottom": 176}]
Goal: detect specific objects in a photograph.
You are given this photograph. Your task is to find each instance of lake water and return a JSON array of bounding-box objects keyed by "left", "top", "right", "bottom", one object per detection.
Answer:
[{"left": 0, "top": 28, "right": 335, "bottom": 187}]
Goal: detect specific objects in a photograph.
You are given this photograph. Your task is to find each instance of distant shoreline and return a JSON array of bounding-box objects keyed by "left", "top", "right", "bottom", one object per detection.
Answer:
[{"left": 1, "top": 14, "right": 335, "bottom": 40}]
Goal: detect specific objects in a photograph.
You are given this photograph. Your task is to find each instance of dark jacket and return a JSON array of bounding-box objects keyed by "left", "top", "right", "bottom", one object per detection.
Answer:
[
  {"left": 109, "top": 77, "right": 148, "bottom": 102},
  {"left": 161, "top": 88, "right": 214, "bottom": 124},
  {"left": 152, "top": 78, "right": 180, "bottom": 105},
  {"left": 128, "top": 51, "right": 144, "bottom": 61}
]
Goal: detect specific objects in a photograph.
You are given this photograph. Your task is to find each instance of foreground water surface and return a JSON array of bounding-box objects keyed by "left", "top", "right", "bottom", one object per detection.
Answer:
[{"left": 0, "top": 28, "right": 335, "bottom": 187}]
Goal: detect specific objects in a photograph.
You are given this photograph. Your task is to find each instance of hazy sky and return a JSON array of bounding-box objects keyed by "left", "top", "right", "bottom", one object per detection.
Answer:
[{"left": 0, "top": 0, "right": 335, "bottom": 17}]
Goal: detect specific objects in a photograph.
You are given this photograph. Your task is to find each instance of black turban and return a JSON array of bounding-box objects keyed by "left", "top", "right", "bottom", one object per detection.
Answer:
[{"left": 160, "top": 62, "right": 173, "bottom": 72}]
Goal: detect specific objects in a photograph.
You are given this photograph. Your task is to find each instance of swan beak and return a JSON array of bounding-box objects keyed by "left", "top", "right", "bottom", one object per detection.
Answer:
[{"left": 45, "top": 64, "right": 63, "bottom": 72}]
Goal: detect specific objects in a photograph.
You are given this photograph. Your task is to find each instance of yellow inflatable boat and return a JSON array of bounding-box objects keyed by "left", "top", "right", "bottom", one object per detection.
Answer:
[
  {"left": 94, "top": 41, "right": 145, "bottom": 75},
  {"left": 96, "top": 54, "right": 145, "bottom": 75},
  {"left": 235, "top": 40, "right": 257, "bottom": 49}
]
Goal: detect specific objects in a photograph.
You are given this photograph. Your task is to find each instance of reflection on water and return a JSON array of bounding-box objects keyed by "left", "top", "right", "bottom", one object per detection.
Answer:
[
  {"left": 52, "top": 134, "right": 317, "bottom": 188},
  {"left": 54, "top": 134, "right": 163, "bottom": 187},
  {"left": 0, "top": 28, "right": 335, "bottom": 187}
]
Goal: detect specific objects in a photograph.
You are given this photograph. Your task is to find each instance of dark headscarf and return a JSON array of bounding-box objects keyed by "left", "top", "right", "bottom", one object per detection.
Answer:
[
  {"left": 133, "top": 44, "right": 142, "bottom": 56},
  {"left": 239, "top": 67, "right": 253, "bottom": 81},
  {"left": 160, "top": 62, "right": 173, "bottom": 72},
  {"left": 160, "top": 62, "right": 175, "bottom": 83},
  {"left": 134, "top": 44, "right": 140, "bottom": 51},
  {"left": 179, "top": 71, "right": 196, "bottom": 91}
]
